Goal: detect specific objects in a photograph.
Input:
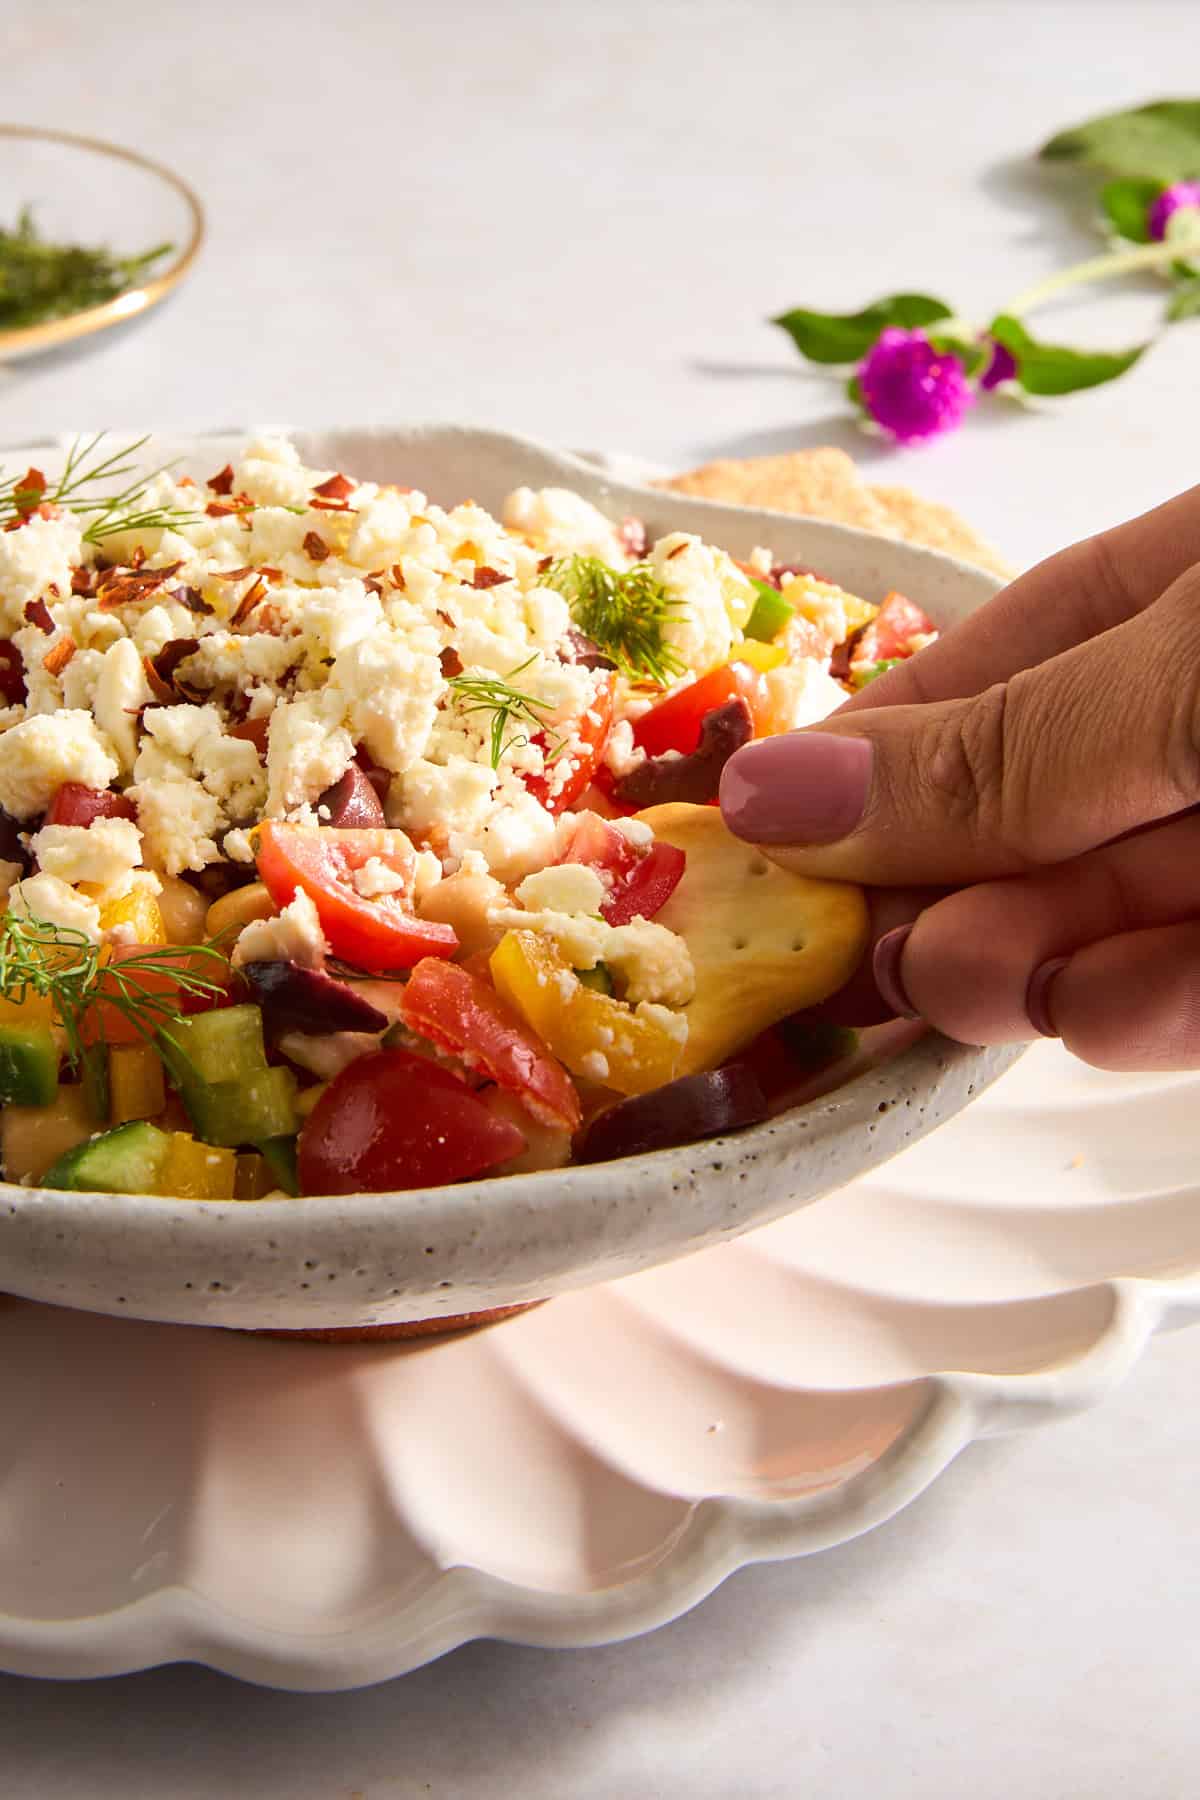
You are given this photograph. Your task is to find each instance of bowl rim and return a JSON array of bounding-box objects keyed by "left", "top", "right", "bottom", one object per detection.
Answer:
[
  {"left": 0, "top": 423, "right": 1023, "bottom": 1326},
  {"left": 0, "top": 123, "right": 205, "bottom": 358}
]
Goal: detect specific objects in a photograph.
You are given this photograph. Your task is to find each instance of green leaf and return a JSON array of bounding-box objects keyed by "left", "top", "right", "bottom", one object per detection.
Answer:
[
  {"left": 988, "top": 314, "right": 1148, "bottom": 396},
  {"left": 772, "top": 293, "right": 954, "bottom": 365},
  {"left": 1099, "top": 177, "right": 1161, "bottom": 242},
  {"left": 1167, "top": 277, "right": 1200, "bottom": 321},
  {"left": 1040, "top": 100, "right": 1200, "bottom": 182}
]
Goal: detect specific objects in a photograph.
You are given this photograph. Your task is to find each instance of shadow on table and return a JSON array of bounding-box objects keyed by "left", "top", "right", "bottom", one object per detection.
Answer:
[{"left": 0, "top": 1436, "right": 1017, "bottom": 1797}]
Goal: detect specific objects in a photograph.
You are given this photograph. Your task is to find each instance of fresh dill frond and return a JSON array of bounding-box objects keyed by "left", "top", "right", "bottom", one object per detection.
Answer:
[
  {"left": 543, "top": 554, "right": 686, "bottom": 687},
  {"left": 446, "top": 656, "right": 564, "bottom": 771},
  {"left": 0, "top": 912, "right": 230, "bottom": 1072},
  {"left": 0, "top": 431, "right": 201, "bottom": 543},
  {"left": 0, "top": 207, "right": 173, "bottom": 332}
]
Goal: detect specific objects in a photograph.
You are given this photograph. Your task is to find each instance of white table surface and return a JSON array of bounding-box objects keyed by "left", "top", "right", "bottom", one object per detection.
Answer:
[{"left": 2, "top": 1, "right": 1199, "bottom": 1792}]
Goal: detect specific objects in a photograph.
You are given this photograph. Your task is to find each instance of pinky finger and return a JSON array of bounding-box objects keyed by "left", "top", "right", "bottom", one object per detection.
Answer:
[{"left": 1034, "top": 923, "right": 1200, "bottom": 1072}]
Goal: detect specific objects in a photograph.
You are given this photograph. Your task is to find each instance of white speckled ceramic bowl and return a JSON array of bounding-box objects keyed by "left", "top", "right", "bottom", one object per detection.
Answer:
[{"left": 0, "top": 427, "right": 1022, "bottom": 1331}]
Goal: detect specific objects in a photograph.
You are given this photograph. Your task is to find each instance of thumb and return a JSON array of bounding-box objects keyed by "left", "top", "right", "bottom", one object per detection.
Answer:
[{"left": 719, "top": 562, "right": 1200, "bottom": 886}]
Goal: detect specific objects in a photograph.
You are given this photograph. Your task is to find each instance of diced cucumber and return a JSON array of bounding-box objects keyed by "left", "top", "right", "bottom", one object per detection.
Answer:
[
  {"left": 182, "top": 1065, "right": 299, "bottom": 1148},
  {"left": 157, "top": 1003, "right": 268, "bottom": 1088},
  {"left": 851, "top": 658, "right": 902, "bottom": 689},
  {"left": 0, "top": 1022, "right": 60, "bottom": 1107},
  {"left": 576, "top": 962, "right": 615, "bottom": 996},
  {"left": 42, "top": 1121, "right": 171, "bottom": 1195},
  {"left": 744, "top": 578, "right": 793, "bottom": 643},
  {"left": 255, "top": 1134, "right": 300, "bottom": 1196}
]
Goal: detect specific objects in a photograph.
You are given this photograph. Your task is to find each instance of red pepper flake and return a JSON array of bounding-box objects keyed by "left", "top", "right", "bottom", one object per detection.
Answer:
[
  {"left": 150, "top": 637, "right": 202, "bottom": 697},
  {"left": 95, "top": 562, "right": 184, "bottom": 610},
  {"left": 70, "top": 566, "right": 95, "bottom": 596},
  {"left": 303, "top": 531, "right": 330, "bottom": 563},
  {"left": 23, "top": 598, "right": 54, "bottom": 634},
  {"left": 537, "top": 554, "right": 553, "bottom": 573},
  {"left": 389, "top": 564, "right": 406, "bottom": 590},
  {"left": 666, "top": 541, "right": 688, "bottom": 560},
  {"left": 143, "top": 656, "right": 177, "bottom": 706},
  {"left": 177, "top": 475, "right": 197, "bottom": 489},
  {"left": 472, "top": 565, "right": 510, "bottom": 589},
  {"left": 42, "top": 635, "right": 77, "bottom": 677},
  {"left": 230, "top": 576, "right": 268, "bottom": 628},
  {"left": 439, "top": 646, "right": 464, "bottom": 678},
  {"left": 170, "top": 584, "right": 214, "bottom": 616},
  {"left": 363, "top": 576, "right": 384, "bottom": 597},
  {"left": 258, "top": 566, "right": 283, "bottom": 581},
  {"left": 312, "top": 472, "right": 355, "bottom": 501},
  {"left": 210, "top": 565, "right": 257, "bottom": 581},
  {"left": 229, "top": 716, "right": 270, "bottom": 756},
  {"left": 309, "top": 497, "right": 352, "bottom": 513},
  {"left": 208, "top": 464, "right": 235, "bottom": 495}
]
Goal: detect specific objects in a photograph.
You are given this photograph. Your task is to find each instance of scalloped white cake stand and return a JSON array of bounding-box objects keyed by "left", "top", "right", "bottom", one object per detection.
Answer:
[{"left": 2, "top": 1040, "right": 1197, "bottom": 1691}]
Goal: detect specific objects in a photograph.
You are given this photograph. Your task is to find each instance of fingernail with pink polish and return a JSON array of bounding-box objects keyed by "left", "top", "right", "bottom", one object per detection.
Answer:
[
  {"left": 873, "top": 923, "right": 921, "bottom": 1021},
  {"left": 719, "top": 734, "right": 874, "bottom": 845},
  {"left": 1025, "top": 957, "right": 1068, "bottom": 1039}
]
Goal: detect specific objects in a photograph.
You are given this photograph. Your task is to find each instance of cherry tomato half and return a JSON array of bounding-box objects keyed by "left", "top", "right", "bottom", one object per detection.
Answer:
[
  {"left": 255, "top": 823, "right": 457, "bottom": 973},
  {"left": 81, "top": 947, "right": 233, "bottom": 1047},
  {"left": 297, "top": 1049, "right": 526, "bottom": 1194},
  {"left": 855, "top": 592, "right": 936, "bottom": 663},
  {"left": 524, "top": 673, "right": 615, "bottom": 815},
  {"left": 561, "top": 813, "right": 685, "bottom": 926},
  {"left": 401, "top": 957, "right": 581, "bottom": 1131},
  {"left": 43, "top": 783, "right": 137, "bottom": 829},
  {"left": 632, "top": 662, "right": 770, "bottom": 760}
]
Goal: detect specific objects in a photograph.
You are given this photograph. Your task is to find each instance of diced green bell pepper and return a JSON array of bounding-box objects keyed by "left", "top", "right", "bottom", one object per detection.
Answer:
[{"left": 744, "top": 578, "right": 794, "bottom": 643}]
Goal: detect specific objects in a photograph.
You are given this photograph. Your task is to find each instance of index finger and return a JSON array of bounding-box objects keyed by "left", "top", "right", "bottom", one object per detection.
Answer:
[{"left": 840, "top": 482, "right": 1200, "bottom": 715}]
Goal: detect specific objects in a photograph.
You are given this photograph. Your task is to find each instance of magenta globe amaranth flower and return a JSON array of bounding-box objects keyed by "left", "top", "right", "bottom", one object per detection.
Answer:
[
  {"left": 980, "top": 339, "right": 1018, "bottom": 391},
  {"left": 1147, "top": 181, "right": 1200, "bottom": 242},
  {"left": 856, "top": 328, "right": 974, "bottom": 444}
]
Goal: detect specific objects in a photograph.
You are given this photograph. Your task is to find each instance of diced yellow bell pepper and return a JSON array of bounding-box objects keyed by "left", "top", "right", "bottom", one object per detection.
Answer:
[
  {"left": 93, "top": 886, "right": 168, "bottom": 945},
  {"left": 109, "top": 1044, "right": 166, "bottom": 1124},
  {"left": 1, "top": 1084, "right": 94, "bottom": 1183},
  {"left": 490, "top": 930, "right": 683, "bottom": 1098},
  {"left": 0, "top": 988, "right": 57, "bottom": 1029},
  {"left": 158, "top": 1133, "right": 237, "bottom": 1200},
  {"left": 732, "top": 637, "right": 788, "bottom": 672}
]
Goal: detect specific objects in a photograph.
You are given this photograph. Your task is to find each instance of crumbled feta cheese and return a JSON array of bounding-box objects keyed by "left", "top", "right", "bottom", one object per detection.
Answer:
[
  {"left": 93, "top": 639, "right": 151, "bottom": 773},
  {"left": 611, "top": 816, "right": 654, "bottom": 848},
  {"left": 579, "top": 1051, "right": 610, "bottom": 1083},
  {"left": 0, "top": 711, "right": 120, "bottom": 819},
  {"left": 265, "top": 694, "right": 355, "bottom": 818},
  {"left": 352, "top": 856, "right": 408, "bottom": 898},
  {"left": 502, "top": 486, "right": 628, "bottom": 564},
  {"left": 129, "top": 778, "right": 224, "bottom": 875},
  {"left": 516, "top": 863, "right": 606, "bottom": 916},
  {"left": 764, "top": 659, "right": 848, "bottom": 730},
  {"left": 232, "top": 889, "right": 328, "bottom": 970},
  {"left": 8, "top": 872, "right": 102, "bottom": 942},
  {"left": 636, "top": 1001, "right": 689, "bottom": 1045},
  {"left": 0, "top": 513, "right": 82, "bottom": 633},
  {"left": 31, "top": 817, "right": 143, "bottom": 897},
  {"left": 333, "top": 636, "right": 441, "bottom": 773},
  {"left": 222, "top": 828, "right": 256, "bottom": 863},
  {"left": 650, "top": 534, "right": 739, "bottom": 674}
]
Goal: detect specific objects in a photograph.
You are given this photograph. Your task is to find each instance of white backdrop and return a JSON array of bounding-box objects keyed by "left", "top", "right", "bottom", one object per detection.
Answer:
[{"left": 2, "top": 3, "right": 1199, "bottom": 1794}]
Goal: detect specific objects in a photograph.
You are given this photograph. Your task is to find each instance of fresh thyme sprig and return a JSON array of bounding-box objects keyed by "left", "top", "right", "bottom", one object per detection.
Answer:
[
  {"left": 446, "top": 656, "right": 566, "bottom": 770},
  {"left": 0, "top": 912, "right": 230, "bottom": 1072},
  {"left": 542, "top": 554, "right": 685, "bottom": 687},
  {"left": 0, "top": 432, "right": 202, "bottom": 544}
]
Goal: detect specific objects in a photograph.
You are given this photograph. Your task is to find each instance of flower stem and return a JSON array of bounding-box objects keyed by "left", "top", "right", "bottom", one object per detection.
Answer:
[{"left": 1006, "top": 232, "right": 1200, "bottom": 317}]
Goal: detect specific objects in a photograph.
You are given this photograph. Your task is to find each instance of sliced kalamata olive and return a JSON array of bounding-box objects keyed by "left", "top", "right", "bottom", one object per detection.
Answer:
[
  {"left": 575, "top": 1066, "right": 769, "bottom": 1164},
  {"left": 0, "top": 807, "right": 29, "bottom": 872},
  {"left": 563, "top": 628, "right": 616, "bottom": 672},
  {"left": 354, "top": 748, "right": 392, "bottom": 803},
  {"left": 0, "top": 640, "right": 27, "bottom": 706},
  {"left": 829, "top": 623, "right": 867, "bottom": 684},
  {"left": 243, "top": 961, "right": 390, "bottom": 1036},
  {"left": 318, "top": 760, "right": 386, "bottom": 828},
  {"left": 613, "top": 697, "right": 753, "bottom": 808}
]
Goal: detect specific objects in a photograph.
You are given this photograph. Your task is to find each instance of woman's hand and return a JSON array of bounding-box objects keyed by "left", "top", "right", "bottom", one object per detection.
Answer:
[{"left": 720, "top": 484, "right": 1200, "bottom": 1071}]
